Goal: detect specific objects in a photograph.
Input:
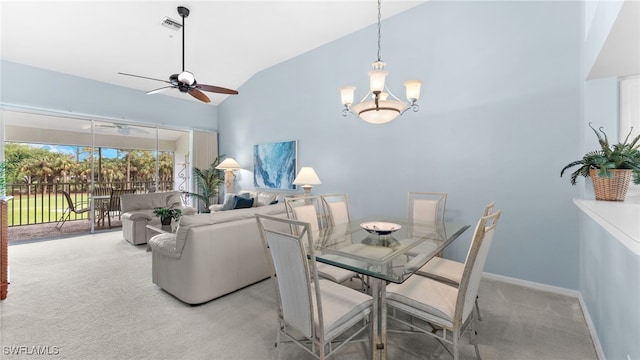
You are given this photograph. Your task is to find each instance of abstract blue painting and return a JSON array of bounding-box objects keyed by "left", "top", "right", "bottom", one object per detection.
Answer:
[{"left": 253, "top": 140, "right": 297, "bottom": 189}]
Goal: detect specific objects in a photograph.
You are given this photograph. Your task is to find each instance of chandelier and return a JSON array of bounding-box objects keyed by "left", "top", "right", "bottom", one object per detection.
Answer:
[{"left": 340, "top": 0, "right": 422, "bottom": 124}]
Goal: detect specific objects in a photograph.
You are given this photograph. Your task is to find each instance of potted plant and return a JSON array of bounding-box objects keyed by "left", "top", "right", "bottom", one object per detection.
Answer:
[
  {"left": 153, "top": 195, "right": 182, "bottom": 225},
  {"left": 561, "top": 123, "right": 640, "bottom": 201},
  {"left": 182, "top": 156, "right": 226, "bottom": 213}
]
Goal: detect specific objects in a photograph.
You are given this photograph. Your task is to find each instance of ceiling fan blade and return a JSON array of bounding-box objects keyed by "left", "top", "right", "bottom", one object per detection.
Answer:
[
  {"left": 146, "top": 86, "right": 175, "bottom": 95},
  {"left": 118, "top": 72, "right": 171, "bottom": 84},
  {"left": 188, "top": 88, "right": 211, "bottom": 103},
  {"left": 196, "top": 84, "right": 239, "bottom": 95}
]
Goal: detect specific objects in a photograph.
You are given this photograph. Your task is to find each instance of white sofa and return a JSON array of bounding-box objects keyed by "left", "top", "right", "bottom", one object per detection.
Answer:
[
  {"left": 120, "top": 191, "right": 185, "bottom": 245},
  {"left": 148, "top": 202, "right": 287, "bottom": 304}
]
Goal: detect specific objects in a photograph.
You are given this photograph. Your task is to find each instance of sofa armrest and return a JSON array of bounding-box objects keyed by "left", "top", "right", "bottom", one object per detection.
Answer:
[
  {"left": 122, "top": 210, "right": 153, "bottom": 221},
  {"left": 148, "top": 233, "right": 181, "bottom": 259}
]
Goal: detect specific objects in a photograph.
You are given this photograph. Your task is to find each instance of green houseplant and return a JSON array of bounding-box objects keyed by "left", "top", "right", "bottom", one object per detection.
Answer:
[
  {"left": 153, "top": 195, "right": 182, "bottom": 225},
  {"left": 182, "top": 156, "right": 226, "bottom": 212},
  {"left": 560, "top": 123, "right": 640, "bottom": 200}
]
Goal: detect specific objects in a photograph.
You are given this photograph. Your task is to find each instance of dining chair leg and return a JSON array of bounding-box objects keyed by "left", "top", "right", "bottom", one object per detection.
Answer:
[
  {"left": 453, "top": 329, "right": 460, "bottom": 360},
  {"left": 470, "top": 321, "right": 481, "bottom": 360}
]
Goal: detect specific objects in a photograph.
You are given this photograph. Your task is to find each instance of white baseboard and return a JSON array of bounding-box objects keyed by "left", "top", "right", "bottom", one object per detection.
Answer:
[
  {"left": 482, "top": 272, "right": 579, "bottom": 297},
  {"left": 482, "top": 272, "right": 605, "bottom": 360},
  {"left": 577, "top": 293, "right": 606, "bottom": 360}
]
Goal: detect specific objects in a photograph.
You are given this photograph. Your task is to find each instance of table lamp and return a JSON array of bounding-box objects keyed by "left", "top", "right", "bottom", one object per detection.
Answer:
[
  {"left": 215, "top": 158, "right": 241, "bottom": 194},
  {"left": 293, "top": 167, "right": 322, "bottom": 197}
]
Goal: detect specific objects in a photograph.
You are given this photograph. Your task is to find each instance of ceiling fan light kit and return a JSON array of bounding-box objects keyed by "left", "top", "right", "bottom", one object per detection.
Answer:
[{"left": 118, "top": 6, "right": 238, "bottom": 103}]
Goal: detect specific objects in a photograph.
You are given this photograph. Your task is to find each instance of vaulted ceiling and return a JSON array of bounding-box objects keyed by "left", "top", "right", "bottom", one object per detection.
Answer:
[{"left": 1, "top": 1, "right": 424, "bottom": 105}]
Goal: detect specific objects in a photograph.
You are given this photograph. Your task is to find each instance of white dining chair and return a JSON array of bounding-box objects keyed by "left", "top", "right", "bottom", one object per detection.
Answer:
[
  {"left": 255, "top": 214, "right": 372, "bottom": 359},
  {"left": 416, "top": 201, "right": 495, "bottom": 320},
  {"left": 386, "top": 210, "right": 502, "bottom": 360},
  {"left": 408, "top": 192, "right": 447, "bottom": 226},
  {"left": 284, "top": 196, "right": 364, "bottom": 288},
  {"left": 321, "top": 194, "right": 351, "bottom": 227}
]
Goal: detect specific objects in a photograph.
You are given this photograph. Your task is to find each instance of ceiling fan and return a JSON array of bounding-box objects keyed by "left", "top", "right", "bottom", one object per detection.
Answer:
[
  {"left": 118, "top": 6, "right": 238, "bottom": 103},
  {"left": 93, "top": 123, "right": 149, "bottom": 135}
]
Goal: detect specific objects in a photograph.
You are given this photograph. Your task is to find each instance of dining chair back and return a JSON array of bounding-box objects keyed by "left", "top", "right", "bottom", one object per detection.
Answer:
[
  {"left": 320, "top": 194, "right": 351, "bottom": 227},
  {"left": 255, "top": 214, "right": 372, "bottom": 359},
  {"left": 386, "top": 209, "right": 502, "bottom": 360},
  {"left": 284, "top": 196, "right": 326, "bottom": 235},
  {"left": 416, "top": 201, "right": 496, "bottom": 320},
  {"left": 408, "top": 192, "right": 447, "bottom": 226},
  {"left": 285, "top": 196, "right": 363, "bottom": 288}
]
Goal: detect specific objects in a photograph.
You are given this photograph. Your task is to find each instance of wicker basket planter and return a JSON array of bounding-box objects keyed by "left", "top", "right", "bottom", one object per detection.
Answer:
[{"left": 590, "top": 168, "right": 632, "bottom": 201}]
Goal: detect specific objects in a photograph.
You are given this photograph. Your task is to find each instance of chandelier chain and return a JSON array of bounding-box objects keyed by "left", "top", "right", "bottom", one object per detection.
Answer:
[{"left": 377, "top": 0, "right": 382, "bottom": 62}]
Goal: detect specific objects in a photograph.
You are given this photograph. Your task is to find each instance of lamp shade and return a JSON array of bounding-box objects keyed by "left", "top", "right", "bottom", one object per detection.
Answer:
[
  {"left": 215, "top": 158, "right": 241, "bottom": 170},
  {"left": 293, "top": 167, "right": 322, "bottom": 186}
]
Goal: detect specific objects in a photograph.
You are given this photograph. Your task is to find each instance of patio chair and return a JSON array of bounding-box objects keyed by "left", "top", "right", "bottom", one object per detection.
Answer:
[
  {"left": 386, "top": 210, "right": 502, "bottom": 360},
  {"left": 56, "top": 191, "right": 92, "bottom": 230},
  {"left": 100, "top": 188, "right": 136, "bottom": 229},
  {"left": 255, "top": 214, "right": 372, "bottom": 359}
]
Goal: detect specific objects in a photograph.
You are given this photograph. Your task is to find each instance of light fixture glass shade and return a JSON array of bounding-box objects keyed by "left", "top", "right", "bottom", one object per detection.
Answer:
[
  {"left": 340, "top": 86, "right": 356, "bottom": 106},
  {"left": 293, "top": 167, "right": 322, "bottom": 186},
  {"left": 178, "top": 71, "right": 195, "bottom": 85},
  {"left": 368, "top": 63, "right": 388, "bottom": 93},
  {"left": 404, "top": 80, "right": 422, "bottom": 101},
  {"left": 353, "top": 99, "right": 408, "bottom": 124},
  {"left": 215, "top": 158, "right": 241, "bottom": 170}
]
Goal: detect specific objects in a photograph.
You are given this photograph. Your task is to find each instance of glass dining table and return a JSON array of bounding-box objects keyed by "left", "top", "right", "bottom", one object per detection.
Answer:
[{"left": 312, "top": 218, "right": 470, "bottom": 360}]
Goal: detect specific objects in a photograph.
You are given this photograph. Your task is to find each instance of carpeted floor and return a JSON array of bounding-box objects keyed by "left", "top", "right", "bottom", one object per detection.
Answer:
[{"left": 0, "top": 232, "right": 598, "bottom": 360}]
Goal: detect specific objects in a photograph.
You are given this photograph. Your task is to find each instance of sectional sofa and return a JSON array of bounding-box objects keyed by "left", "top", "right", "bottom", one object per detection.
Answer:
[{"left": 148, "top": 201, "right": 287, "bottom": 304}]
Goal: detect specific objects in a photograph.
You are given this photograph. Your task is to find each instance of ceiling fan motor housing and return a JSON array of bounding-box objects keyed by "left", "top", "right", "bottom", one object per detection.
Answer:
[{"left": 177, "top": 6, "right": 190, "bottom": 18}]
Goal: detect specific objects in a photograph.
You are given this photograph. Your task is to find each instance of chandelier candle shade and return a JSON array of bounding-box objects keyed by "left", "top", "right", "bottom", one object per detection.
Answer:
[
  {"left": 340, "top": 0, "right": 422, "bottom": 124},
  {"left": 215, "top": 158, "right": 241, "bottom": 195},
  {"left": 293, "top": 167, "right": 322, "bottom": 197}
]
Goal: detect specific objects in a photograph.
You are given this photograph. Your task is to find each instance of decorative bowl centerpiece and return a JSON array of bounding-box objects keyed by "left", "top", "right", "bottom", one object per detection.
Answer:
[{"left": 360, "top": 222, "right": 401, "bottom": 236}]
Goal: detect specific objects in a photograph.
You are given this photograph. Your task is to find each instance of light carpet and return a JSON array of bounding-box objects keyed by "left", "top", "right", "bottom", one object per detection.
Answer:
[{"left": 0, "top": 232, "right": 597, "bottom": 359}]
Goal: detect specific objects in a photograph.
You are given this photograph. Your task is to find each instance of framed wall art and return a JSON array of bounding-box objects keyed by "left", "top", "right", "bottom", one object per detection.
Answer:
[{"left": 253, "top": 140, "right": 297, "bottom": 190}]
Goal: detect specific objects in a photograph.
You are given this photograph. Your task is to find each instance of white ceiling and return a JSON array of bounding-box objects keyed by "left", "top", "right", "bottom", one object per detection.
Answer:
[{"left": 0, "top": 0, "right": 425, "bottom": 106}]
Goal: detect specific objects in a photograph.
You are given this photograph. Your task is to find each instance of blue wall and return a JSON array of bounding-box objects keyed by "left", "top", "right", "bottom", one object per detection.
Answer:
[
  {"left": 0, "top": 60, "right": 217, "bottom": 129},
  {"left": 580, "top": 213, "right": 640, "bottom": 360},
  {"left": 218, "top": 1, "right": 582, "bottom": 289}
]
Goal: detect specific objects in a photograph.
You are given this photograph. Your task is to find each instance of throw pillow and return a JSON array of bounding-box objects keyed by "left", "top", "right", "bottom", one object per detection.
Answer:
[
  {"left": 222, "top": 193, "right": 236, "bottom": 211},
  {"left": 256, "top": 192, "right": 277, "bottom": 206},
  {"left": 232, "top": 195, "right": 254, "bottom": 209}
]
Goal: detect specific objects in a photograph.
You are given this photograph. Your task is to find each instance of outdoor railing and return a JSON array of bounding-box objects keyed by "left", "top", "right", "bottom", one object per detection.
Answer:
[{"left": 6, "top": 180, "right": 174, "bottom": 226}]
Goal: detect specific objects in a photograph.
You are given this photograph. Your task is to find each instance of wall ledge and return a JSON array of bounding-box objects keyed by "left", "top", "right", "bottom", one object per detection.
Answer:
[{"left": 574, "top": 197, "right": 640, "bottom": 255}]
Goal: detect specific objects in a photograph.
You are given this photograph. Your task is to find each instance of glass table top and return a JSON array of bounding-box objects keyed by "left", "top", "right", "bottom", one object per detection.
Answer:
[{"left": 313, "top": 218, "right": 469, "bottom": 284}]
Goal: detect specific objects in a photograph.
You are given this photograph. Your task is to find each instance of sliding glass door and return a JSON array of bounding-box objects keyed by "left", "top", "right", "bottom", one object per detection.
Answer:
[{"left": 1, "top": 109, "right": 191, "bottom": 239}]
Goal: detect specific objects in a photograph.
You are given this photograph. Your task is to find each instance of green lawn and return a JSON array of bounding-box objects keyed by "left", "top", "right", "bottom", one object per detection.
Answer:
[{"left": 8, "top": 193, "right": 92, "bottom": 226}]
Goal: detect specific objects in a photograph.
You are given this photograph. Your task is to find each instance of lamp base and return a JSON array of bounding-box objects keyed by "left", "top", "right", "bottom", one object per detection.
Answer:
[
  {"left": 224, "top": 170, "right": 235, "bottom": 195},
  {"left": 301, "top": 185, "right": 313, "bottom": 198}
]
